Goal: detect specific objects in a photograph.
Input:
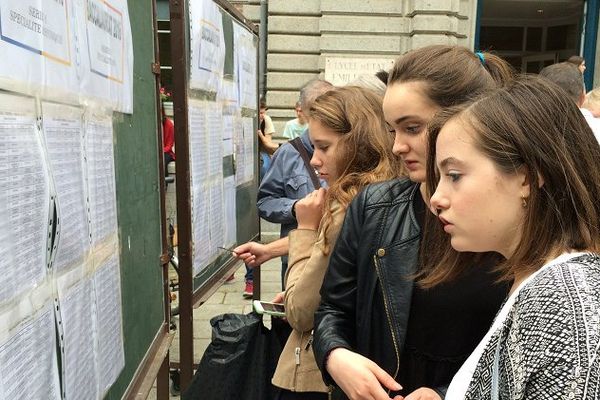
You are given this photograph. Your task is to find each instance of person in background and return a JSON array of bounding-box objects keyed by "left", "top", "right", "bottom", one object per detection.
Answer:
[
  {"left": 427, "top": 75, "right": 600, "bottom": 399},
  {"left": 282, "top": 101, "right": 308, "bottom": 140},
  {"left": 259, "top": 99, "right": 278, "bottom": 176},
  {"left": 162, "top": 105, "right": 175, "bottom": 176},
  {"left": 539, "top": 62, "right": 600, "bottom": 142},
  {"left": 583, "top": 86, "right": 600, "bottom": 117},
  {"left": 313, "top": 45, "right": 513, "bottom": 400},
  {"left": 567, "top": 55, "right": 586, "bottom": 74},
  {"left": 347, "top": 74, "right": 387, "bottom": 95}
]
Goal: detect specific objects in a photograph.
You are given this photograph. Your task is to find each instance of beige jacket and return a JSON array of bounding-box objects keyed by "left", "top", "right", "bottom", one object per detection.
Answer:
[{"left": 271, "top": 202, "right": 345, "bottom": 393}]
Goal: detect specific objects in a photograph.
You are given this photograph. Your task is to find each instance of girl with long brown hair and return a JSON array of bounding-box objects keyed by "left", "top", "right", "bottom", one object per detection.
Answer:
[
  {"left": 428, "top": 75, "right": 600, "bottom": 399},
  {"left": 312, "top": 45, "right": 513, "bottom": 400},
  {"left": 235, "top": 86, "right": 401, "bottom": 399}
]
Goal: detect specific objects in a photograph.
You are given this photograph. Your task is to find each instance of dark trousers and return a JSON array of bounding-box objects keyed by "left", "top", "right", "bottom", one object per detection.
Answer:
[{"left": 164, "top": 152, "right": 174, "bottom": 176}]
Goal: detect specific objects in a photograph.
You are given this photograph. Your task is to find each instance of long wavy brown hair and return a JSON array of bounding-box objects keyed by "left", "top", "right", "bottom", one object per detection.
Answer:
[{"left": 309, "top": 86, "right": 403, "bottom": 254}]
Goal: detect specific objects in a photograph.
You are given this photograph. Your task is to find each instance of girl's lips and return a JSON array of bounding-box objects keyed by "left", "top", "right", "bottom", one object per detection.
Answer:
[
  {"left": 403, "top": 160, "right": 419, "bottom": 171},
  {"left": 438, "top": 216, "right": 453, "bottom": 232}
]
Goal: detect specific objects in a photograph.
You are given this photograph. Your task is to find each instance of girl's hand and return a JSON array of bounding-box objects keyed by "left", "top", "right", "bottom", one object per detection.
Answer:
[
  {"left": 295, "top": 188, "right": 327, "bottom": 230},
  {"left": 327, "top": 348, "right": 402, "bottom": 400}
]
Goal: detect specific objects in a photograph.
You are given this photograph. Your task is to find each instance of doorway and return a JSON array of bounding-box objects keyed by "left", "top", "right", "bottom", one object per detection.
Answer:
[{"left": 477, "top": 0, "right": 585, "bottom": 73}]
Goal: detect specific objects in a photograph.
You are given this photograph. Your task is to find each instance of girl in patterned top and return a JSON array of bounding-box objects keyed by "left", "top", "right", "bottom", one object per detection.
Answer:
[{"left": 427, "top": 75, "right": 600, "bottom": 399}]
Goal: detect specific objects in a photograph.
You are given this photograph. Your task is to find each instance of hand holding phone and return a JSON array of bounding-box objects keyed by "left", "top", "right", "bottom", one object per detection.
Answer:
[{"left": 253, "top": 300, "right": 286, "bottom": 317}]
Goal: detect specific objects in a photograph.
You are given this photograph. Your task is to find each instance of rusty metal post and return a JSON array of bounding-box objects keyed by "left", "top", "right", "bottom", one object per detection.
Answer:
[
  {"left": 151, "top": 0, "right": 172, "bottom": 397},
  {"left": 168, "top": 0, "right": 194, "bottom": 391}
]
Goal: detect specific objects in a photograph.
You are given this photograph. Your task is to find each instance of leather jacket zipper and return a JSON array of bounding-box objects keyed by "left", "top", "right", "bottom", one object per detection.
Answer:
[{"left": 373, "top": 254, "right": 401, "bottom": 383}]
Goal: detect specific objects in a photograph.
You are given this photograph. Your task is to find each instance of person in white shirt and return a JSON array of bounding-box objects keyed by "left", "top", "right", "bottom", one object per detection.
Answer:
[
  {"left": 583, "top": 87, "right": 600, "bottom": 117},
  {"left": 539, "top": 61, "right": 600, "bottom": 142},
  {"left": 282, "top": 101, "right": 308, "bottom": 140}
]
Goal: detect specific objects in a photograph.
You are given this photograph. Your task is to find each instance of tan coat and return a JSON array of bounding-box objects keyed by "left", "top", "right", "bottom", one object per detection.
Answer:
[{"left": 271, "top": 202, "right": 345, "bottom": 393}]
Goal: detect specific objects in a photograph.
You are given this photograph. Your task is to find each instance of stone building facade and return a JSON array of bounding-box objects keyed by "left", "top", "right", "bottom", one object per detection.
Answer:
[
  {"left": 230, "top": 0, "right": 599, "bottom": 133},
  {"left": 231, "top": 0, "right": 478, "bottom": 132}
]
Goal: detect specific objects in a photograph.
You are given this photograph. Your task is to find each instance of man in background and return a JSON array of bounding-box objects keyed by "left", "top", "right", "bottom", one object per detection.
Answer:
[
  {"left": 540, "top": 62, "right": 600, "bottom": 143},
  {"left": 282, "top": 101, "right": 308, "bottom": 140}
]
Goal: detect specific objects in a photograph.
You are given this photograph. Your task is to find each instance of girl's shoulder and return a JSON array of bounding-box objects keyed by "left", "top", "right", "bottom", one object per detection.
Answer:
[
  {"left": 358, "top": 177, "right": 418, "bottom": 207},
  {"left": 514, "top": 253, "right": 600, "bottom": 324}
]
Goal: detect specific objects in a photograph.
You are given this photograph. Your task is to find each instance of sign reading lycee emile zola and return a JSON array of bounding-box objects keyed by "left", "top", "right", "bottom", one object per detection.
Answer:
[{"left": 325, "top": 57, "right": 395, "bottom": 86}]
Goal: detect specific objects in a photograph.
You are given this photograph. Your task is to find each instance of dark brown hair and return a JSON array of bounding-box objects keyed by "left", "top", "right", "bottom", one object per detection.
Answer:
[
  {"left": 310, "top": 86, "right": 402, "bottom": 253},
  {"left": 387, "top": 45, "right": 515, "bottom": 286},
  {"left": 425, "top": 75, "right": 600, "bottom": 284},
  {"left": 388, "top": 45, "right": 515, "bottom": 108}
]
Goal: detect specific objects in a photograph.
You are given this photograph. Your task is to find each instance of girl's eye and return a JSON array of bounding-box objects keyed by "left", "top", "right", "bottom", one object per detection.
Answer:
[
  {"left": 405, "top": 125, "right": 421, "bottom": 134},
  {"left": 446, "top": 172, "right": 461, "bottom": 182}
]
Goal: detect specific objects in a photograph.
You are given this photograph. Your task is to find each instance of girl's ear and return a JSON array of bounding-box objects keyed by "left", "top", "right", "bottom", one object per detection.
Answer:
[{"left": 518, "top": 166, "right": 544, "bottom": 199}]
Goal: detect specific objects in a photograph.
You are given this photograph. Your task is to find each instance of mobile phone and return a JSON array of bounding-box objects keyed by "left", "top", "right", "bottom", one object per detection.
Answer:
[{"left": 253, "top": 300, "right": 286, "bottom": 317}]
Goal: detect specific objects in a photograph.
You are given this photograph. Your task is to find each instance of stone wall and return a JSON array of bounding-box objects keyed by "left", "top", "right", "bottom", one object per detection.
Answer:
[{"left": 230, "top": 0, "right": 476, "bottom": 132}]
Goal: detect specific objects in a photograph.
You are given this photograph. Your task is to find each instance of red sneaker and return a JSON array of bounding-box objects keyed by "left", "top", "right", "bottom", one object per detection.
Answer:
[{"left": 243, "top": 281, "right": 254, "bottom": 298}]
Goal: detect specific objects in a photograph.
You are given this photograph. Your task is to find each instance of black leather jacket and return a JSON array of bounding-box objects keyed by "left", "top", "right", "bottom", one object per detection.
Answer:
[{"left": 313, "top": 178, "right": 426, "bottom": 396}]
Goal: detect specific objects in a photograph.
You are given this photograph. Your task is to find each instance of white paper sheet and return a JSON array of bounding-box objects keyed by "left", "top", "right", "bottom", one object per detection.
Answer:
[
  {"left": 189, "top": 100, "right": 209, "bottom": 188},
  {"left": 0, "top": 303, "right": 61, "bottom": 400},
  {"left": 189, "top": 0, "right": 225, "bottom": 93},
  {"left": 93, "top": 254, "right": 124, "bottom": 395},
  {"left": 0, "top": 93, "right": 50, "bottom": 305},
  {"left": 42, "top": 103, "right": 90, "bottom": 271},
  {"left": 207, "top": 102, "right": 223, "bottom": 178},
  {"left": 209, "top": 180, "right": 225, "bottom": 253},
  {"left": 188, "top": 100, "right": 212, "bottom": 274},
  {"left": 85, "top": 113, "right": 118, "bottom": 249},
  {"left": 192, "top": 186, "right": 211, "bottom": 275},
  {"left": 234, "top": 115, "right": 246, "bottom": 186},
  {"left": 234, "top": 24, "right": 257, "bottom": 110},
  {"left": 0, "top": 0, "right": 134, "bottom": 113},
  {"left": 223, "top": 176, "right": 236, "bottom": 247},
  {"left": 59, "top": 277, "right": 99, "bottom": 400},
  {"left": 242, "top": 117, "right": 255, "bottom": 183}
]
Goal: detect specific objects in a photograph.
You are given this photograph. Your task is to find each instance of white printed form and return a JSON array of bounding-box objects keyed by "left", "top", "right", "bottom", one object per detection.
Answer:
[
  {"left": 223, "top": 176, "right": 237, "bottom": 247},
  {"left": 42, "top": 102, "right": 89, "bottom": 271},
  {"left": 242, "top": 117, "right": 255, "bottom": 183},
  {"left": 188, "top": 100, "right": 211, "bottom": 274},
  {"left": 93, "top": 254, "right": 124, "bottom": 395},
  {"left": 0, "top": 303, "right": 61, "bottom": 400},
  {"left": 58, "top": 277, "right": 99, "bottom": 400},
  {"left": 85, "top": 113, "right": 118, "bottom": 248},
  {"left": 234, "top": 115, "right": 245, "bottom": 185},
  {"left": 0, "top": 93, "right": 49, "bottom": 304},
  {"left": 207, "top": 102, "right": 223, "bottom": 178}
]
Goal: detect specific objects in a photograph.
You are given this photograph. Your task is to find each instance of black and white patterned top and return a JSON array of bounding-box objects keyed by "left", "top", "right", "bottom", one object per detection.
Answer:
[{"left": 461, "top": 253, "right": 600, "bottom": 400}]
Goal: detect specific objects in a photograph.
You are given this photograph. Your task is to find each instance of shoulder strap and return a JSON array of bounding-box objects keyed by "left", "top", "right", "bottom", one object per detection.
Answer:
[{"left": 289, "top": 137, "right": 321, "bottom": 189}]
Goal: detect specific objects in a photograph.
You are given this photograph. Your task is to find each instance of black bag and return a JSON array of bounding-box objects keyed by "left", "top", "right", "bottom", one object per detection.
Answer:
[{"left": 182, "top": 312, "right": 286, "bottom": 400}]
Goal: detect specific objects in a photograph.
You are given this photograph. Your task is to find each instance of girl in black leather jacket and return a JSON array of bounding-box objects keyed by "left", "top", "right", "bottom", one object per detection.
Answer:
[{"left": 313, "top": 45, "right": 514, "bottom": 400}]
